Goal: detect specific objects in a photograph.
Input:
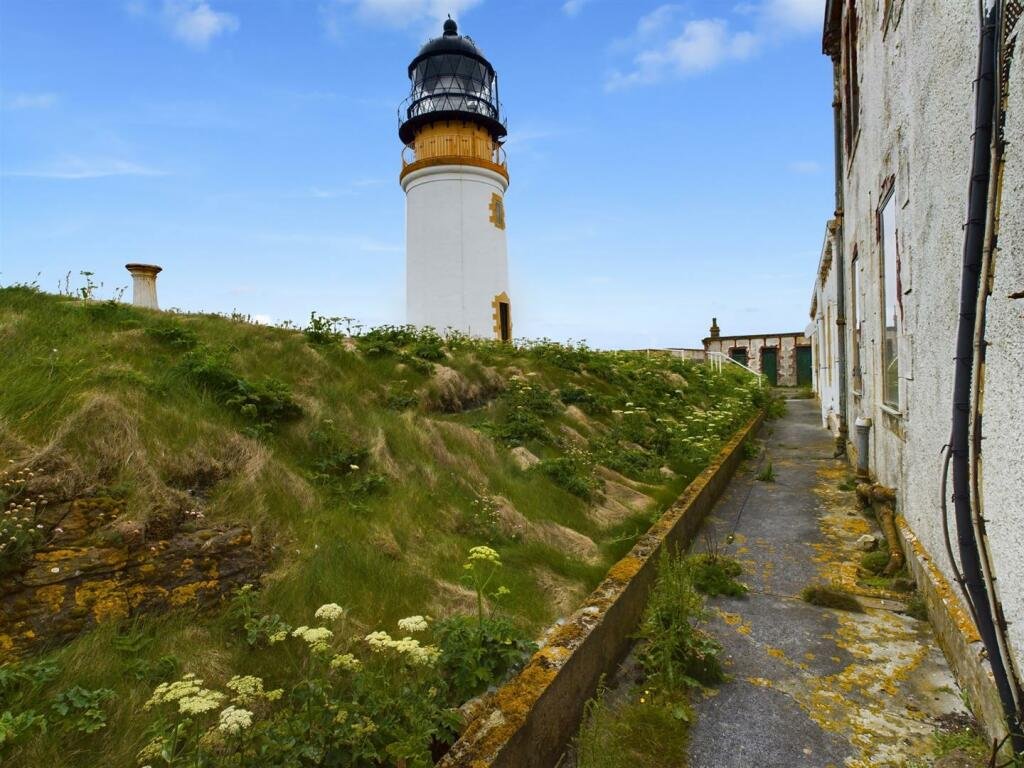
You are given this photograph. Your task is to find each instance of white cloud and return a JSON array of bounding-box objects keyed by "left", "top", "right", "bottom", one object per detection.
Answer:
[
  {"left": 4, "top": 157, "right": 169, "bottom": 180},
  {"left": 161, "top": 0, "right": 238, "bottom": 48},
  {"left": 562, "top": 0, "right": 592, "bottom": 17},
  {"left": 606, "top": 0, "right": 822, "bottom": 91},
  {"left": 761, "top": 0, "right": 824, "bottom": 32},
  {"left": 4, "top": 93, "right": 58, "bottom": 110},
  {"left": 321, "top": 0, "right": 482, "bottom": 38},
  {"left": 789, "top": 160, "right": 823, "bottom": 174},
  {"left": 607, "top": 16, "right": 758, "bottom": 91}
]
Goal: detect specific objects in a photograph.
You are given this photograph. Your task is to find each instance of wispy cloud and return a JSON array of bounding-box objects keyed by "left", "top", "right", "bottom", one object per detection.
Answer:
[
  {"left": 789, "top": 160, "right": 822, "bottom": 174},
  {"left": 128, "top": 1, "right": 239, "bottom": 47},
  {"left": 606, "top": 0, "right": 823, "bottom": 91},
  {"left": 162, "top": 0, "right": 239, "bottom": 47},
  {"left": 562, "top": 0, "right": 592, "bottom": 17},
  {"left": 320, "top": 0, "right": 482, "bottom": 40},
  {"left": 4, "top": 93, "right": 58, "bottom": 110},
  {"left": 4, "top": 157, "right": 169, "bottom": 180}
]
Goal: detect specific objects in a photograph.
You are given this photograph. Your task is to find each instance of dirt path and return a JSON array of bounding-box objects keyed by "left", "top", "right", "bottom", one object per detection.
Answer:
[{"left": 686, "top": 398, "right": 967, "bottom": 768}]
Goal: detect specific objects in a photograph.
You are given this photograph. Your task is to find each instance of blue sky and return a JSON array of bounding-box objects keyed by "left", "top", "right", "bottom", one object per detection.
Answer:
[{"left": 0, "top": 0, "right": 831, "bottom": 349}]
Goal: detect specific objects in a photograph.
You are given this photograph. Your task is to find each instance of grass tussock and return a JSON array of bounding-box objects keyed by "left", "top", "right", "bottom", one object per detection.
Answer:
[
  {"left": 0, "top": 285, "right": 765, "bottom": 766},
  {"left": 801, "top": 584, "right": 864, "bottom": 613}
]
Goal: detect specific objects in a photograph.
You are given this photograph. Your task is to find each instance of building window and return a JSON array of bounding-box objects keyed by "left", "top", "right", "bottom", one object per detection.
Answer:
[
  {"left": 842, "top": 0, "right": 860, "bottom": 156},
  {"left": 826, "top": 304, "right": 833, "bottom": 387},
  {"left": 729, "top": 347, "right": 749, "bottom": 367},
  {"left": 879, "top": 191, "right": 900, "bottom": 409},
  {"left": 489, "top": 193, "right": 505, "bottom": 230},
  {"left": 851, "top": 248, "right": 863, "bottom": 392}
]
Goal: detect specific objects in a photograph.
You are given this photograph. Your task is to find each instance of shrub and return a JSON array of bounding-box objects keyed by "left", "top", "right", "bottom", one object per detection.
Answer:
[
  {"left": 687, "top": 553, "right": 747, "bottom": 598},
  {"left": 537, "top": 450, "right": 598, "bottom": 500},
  {"left": 637, "top": 550, "right": 723, "bottom": 689},
  {"left": 434, "top": 615, "right": 535, "bottom": 705},
  {"left": 574, "top": 687, "right": 690, "bottom": 768},
  {"left": 860, "top": 550, "right": 890, "bottom": 575},
  {"left": 50, "top": 686, "right": 115, "bottom": 734},
  {"left": 801, "top": 584, "right": 863, "bottom": 613},
  {"left": 145, "top": 322, "right": 198, "bottom": 349},
  {"left": 179, "top": 350, "right": 302, "bottom": 432}
]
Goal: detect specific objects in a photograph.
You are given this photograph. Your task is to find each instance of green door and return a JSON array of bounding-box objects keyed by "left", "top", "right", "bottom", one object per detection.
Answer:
[
  {"left": 762, "top": 348, "right": 779, "bottom": 386},
  {"left": 796, "top": 346, "right": 813, "bottom": 387},
  {"left": 730, "top": 347, "right": 748, "bottom": 367}
]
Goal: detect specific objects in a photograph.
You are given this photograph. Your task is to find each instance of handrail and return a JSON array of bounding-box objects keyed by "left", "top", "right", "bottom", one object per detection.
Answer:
[{"left": 707, "top": 350, "right": 764, "bottom": 388}]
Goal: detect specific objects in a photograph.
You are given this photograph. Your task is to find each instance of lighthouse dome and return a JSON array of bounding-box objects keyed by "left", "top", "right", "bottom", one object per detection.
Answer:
[{"left": 399, "top": 18, "right": 506, "bottom": 144}]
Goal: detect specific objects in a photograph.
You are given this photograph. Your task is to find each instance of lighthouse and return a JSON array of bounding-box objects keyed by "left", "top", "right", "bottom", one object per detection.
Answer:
[{"left": 399, "top": 18, "right": 512, "bottom": 341}]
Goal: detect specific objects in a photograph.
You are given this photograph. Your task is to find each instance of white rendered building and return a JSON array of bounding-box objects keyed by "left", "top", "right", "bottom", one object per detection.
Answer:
[{"left": 399, "top": 18, "right": 512, "bottom": 341}]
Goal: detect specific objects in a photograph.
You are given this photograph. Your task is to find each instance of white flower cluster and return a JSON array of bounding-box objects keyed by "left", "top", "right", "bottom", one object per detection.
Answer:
[
  {"left": 145, "top": 673, "right": 225, "bottom": 715},
  {"left": 226, "top": 675, "right": 282, "bottom": 705},
  {"left": 396, "top": 615, "right": 429, "bottom": 633},
  {"left": 363, "top": 631, "right": 440, "bottom": 666},
  {"left": 217, "top": 704, "right": 254, "bottom": 735},
  {"left": 314, "top": 603, "right": 345, "bottom": 622},
  {"left": 291, "top": 625, "right": 334, "bottom": 653},
  {"left": 329, "top": 652, "right": 362, "bottom": 671}
]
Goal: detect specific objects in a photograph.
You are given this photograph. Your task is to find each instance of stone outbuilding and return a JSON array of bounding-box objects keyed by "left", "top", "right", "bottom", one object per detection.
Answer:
[{"left": 701, "top": 318, "right": 813, "bottom": 388}]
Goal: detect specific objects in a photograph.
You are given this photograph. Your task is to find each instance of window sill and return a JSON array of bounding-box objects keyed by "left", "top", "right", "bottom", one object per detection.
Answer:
[{"left": 880, "top": 404, "right": 902, "bottom": 419}]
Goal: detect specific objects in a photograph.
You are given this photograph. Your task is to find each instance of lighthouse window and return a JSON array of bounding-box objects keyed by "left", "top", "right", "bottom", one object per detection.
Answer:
[{"left": 489, "top": 194, "right": 505, "bottom": 229}]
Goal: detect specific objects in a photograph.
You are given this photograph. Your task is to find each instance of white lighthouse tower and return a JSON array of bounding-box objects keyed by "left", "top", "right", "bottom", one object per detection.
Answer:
[{"left": 399, "top": 18, "right": 512, "bottom": 341}]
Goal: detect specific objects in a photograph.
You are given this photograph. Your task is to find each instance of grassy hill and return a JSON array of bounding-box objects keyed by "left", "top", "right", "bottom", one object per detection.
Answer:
[{"left": 0, "top": 286, "right": 764, "bottom": 766}]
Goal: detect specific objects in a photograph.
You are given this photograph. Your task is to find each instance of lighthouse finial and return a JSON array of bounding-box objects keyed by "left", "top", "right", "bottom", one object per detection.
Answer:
[{"left": 443, "top": 16, "right": 457, "bottom": 35}]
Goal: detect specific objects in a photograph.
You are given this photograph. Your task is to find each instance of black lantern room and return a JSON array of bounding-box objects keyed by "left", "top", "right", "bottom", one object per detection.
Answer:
[{"left": 398, "top": 18, "right": 506, "bottom": 145}]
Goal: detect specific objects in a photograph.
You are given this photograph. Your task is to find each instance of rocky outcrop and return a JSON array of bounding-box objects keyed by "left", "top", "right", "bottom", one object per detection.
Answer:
[{"left": 0, "top": 493, "right": 267, "bottom": 659}]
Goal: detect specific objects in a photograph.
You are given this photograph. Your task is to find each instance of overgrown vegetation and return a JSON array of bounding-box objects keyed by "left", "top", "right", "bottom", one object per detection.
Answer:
[
  {"left": 0, "top": 285, "right": 764, "bottom": 766},
  {"left": 574, "top": 550, "right": 724, "bottom": 768},
  {"left": 801, "top": 584, "right": 864, "bottom": 613}
]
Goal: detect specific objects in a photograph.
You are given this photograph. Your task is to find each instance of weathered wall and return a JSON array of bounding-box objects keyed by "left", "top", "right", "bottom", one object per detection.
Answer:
[
  {"left": 703, "top": 332, "right": 809, "bottom": 386},
  {"left": 809, "top": 222, "right": 842, "bottom": 435},
  {"left": 827, "top": 0, "right": 1024, "bottom": 736}
]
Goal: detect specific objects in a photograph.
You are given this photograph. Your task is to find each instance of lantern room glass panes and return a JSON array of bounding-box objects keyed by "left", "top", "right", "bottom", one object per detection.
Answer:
[{"left": 408, "top": 54, "right": 498, "bottom": 121}]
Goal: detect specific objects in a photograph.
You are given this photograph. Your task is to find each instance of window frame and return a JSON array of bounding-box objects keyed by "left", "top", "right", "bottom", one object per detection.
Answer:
[{"left": 878, "top": 186, "right": 901, "bottom": 411}]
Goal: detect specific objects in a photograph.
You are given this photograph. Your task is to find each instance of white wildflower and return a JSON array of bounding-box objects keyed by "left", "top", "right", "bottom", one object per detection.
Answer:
[
  {"left": 314, "top": 603, "right": 345, "bottom": 622},
  {"left": 218, "top": 705, "right": 253, "bottom": 735},
  {"left": 397, "top": 615, "right": 429, "bottom": 633}
]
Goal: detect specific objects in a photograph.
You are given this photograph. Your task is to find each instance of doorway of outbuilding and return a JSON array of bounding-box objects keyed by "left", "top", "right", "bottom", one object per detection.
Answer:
[
  {"left": 762, "top": 347, "right": 779, "bottom": 386},
  {"left": 796, "top": 345, "right": 813, "bottom": 386}
]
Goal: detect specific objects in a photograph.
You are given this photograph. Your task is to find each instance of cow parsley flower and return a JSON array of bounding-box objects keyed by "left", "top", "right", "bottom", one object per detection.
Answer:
[
  {"left": 365, "top": 630, "right": 393, "bottom": 651},
  {"left": 330, "top": 653, "right": 362, "bottom": 671},
  {"left": 295, "top": 626, "right": 333, "bottom": 653},
  {"left": 314, "top": 603, "right": 345, "bottom": 622},
  {"left": 178, "top": 689, "right": 225, "bottom": 715},
  {"left": 397, "top": 615, "right": 429, "bottom": 633},
  {"left": 218, "top": 705, "right": 253, "bottom": 735}
]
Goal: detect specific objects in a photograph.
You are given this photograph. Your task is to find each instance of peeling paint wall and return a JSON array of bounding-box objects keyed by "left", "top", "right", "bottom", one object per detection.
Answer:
[
  {"left": 824, "top": 0, "right": 1024, "bottom": 730},
  {"left": 809, "top": 221, "right": 842, "bottom": 435}
]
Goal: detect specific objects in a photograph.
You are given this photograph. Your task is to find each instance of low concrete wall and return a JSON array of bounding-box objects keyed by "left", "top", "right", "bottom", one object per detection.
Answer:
[
  {"left": 895, "top": 517, "right": 1008, "bottom": 746},
  {"left": 439, "top": 412, "right": 765, "bottom": 768}
]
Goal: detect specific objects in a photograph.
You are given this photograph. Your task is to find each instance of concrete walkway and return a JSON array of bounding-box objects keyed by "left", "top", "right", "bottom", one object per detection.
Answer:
[{"left": 687, "top": 398, "right": 967, "bottom": 768}]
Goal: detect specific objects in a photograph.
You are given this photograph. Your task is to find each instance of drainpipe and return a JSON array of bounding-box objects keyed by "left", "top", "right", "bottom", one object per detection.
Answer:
[
  {"left": 949, "top": 0, "right": 1023, "bottom": 749},
  {"left": 831, "top": 60, "right": 849, "bottom": 458}
]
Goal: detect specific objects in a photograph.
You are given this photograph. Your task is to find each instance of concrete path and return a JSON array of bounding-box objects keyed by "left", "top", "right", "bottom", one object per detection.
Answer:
[{"left": 687, "top": 398, "right": 967, "bottom": 768}]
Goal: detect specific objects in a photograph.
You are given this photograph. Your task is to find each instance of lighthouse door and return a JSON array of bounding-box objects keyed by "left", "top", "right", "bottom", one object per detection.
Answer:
[{"left": 498, "top": 302, "right": 511, "bottom": 342}]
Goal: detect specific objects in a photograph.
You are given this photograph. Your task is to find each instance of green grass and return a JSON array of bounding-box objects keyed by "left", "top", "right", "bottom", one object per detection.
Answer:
[
  {"left": 575, "top": 688, "right": 691, "bottom": 768},
  {"left": 0, "top": 287, "right": 763, "bottom": 766},
  {"left": 801, "top": 585, "right": 864, "bottom": 613}
]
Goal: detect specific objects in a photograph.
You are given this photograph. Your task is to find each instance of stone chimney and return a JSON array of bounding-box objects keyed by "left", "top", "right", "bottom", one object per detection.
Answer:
[
  {"left": 125, "top": 264, "right": 162, "bottom": 310},
  {"left": 709, "top": 317, "right": 720, "bottom": 339}
]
